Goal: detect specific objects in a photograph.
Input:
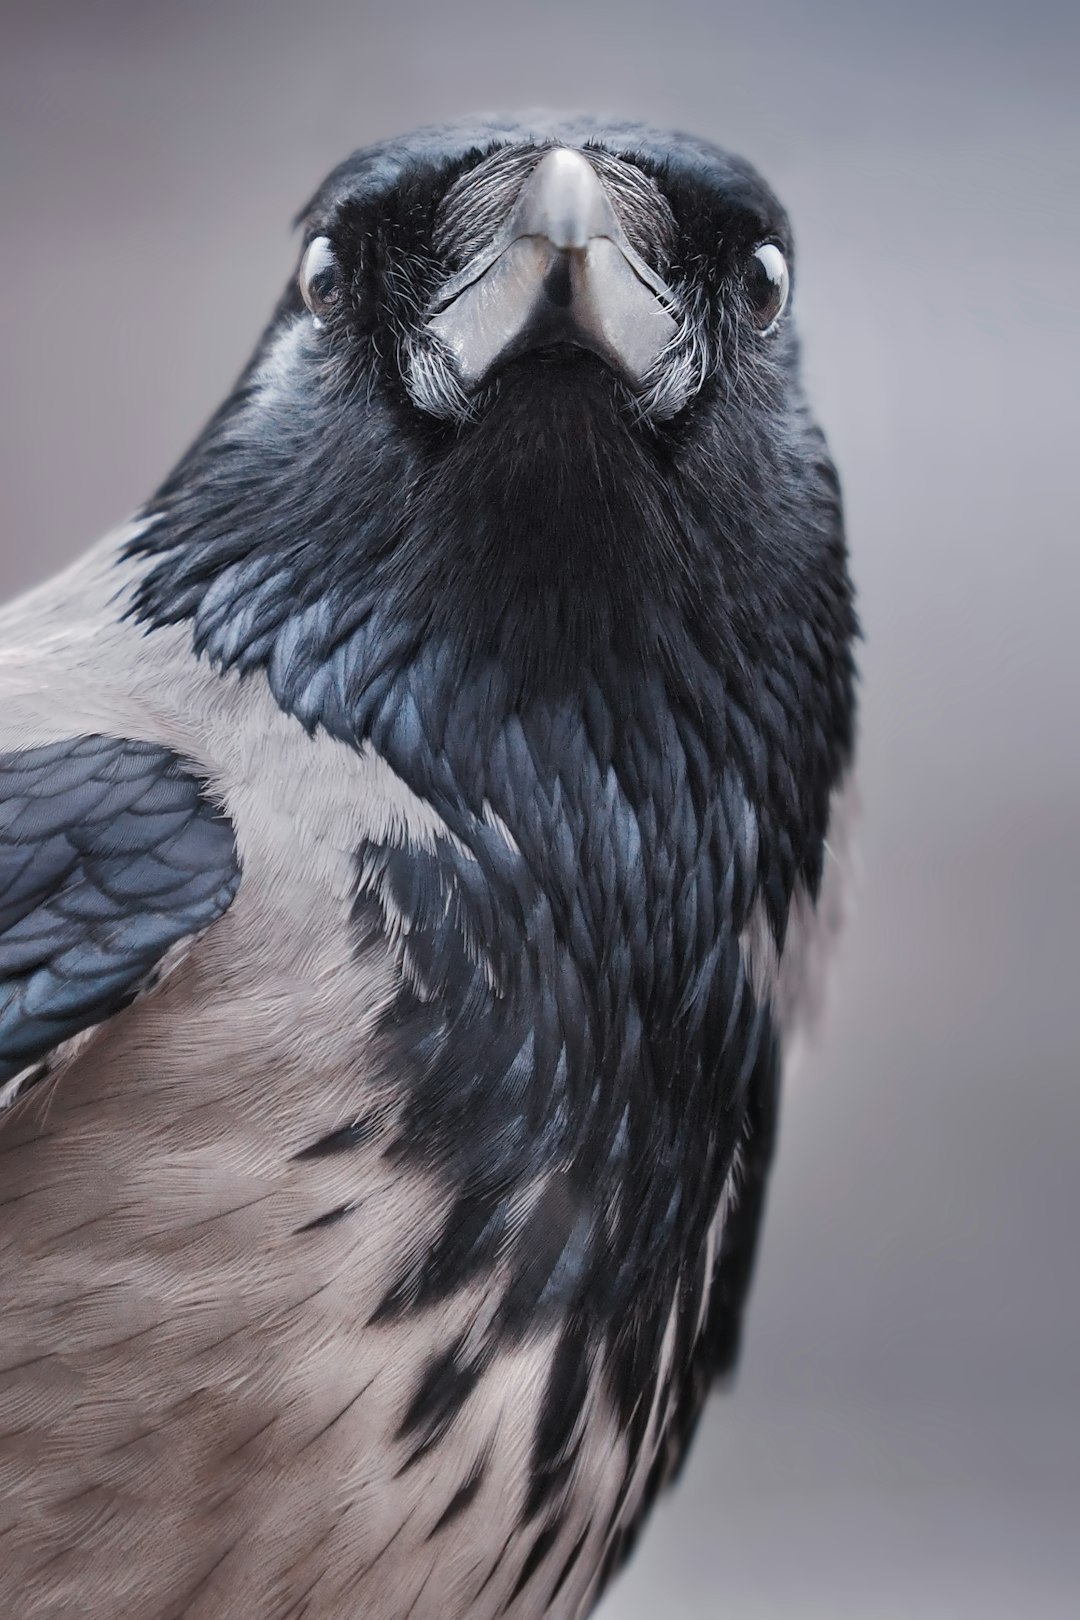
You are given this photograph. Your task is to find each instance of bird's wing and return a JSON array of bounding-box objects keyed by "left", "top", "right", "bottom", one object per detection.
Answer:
[{"left": 0, "top": 732, "right": 239, "bottom": 1107}]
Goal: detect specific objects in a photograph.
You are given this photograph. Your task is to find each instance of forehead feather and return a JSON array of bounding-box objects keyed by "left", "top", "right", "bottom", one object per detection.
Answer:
[{"left": 300, "top": 114, "right": 786, "bottom": 241}]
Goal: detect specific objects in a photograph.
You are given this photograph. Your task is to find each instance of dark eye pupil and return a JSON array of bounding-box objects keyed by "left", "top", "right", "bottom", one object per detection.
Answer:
[
  {"left": 300, "top": 236, "right": 340, "bottom": 319},
  {"left": 744, "top": 243, "right": 788, "bottom": 330},
  {"left": 308, "top": 268, "right": 337, "bottom": 306}
]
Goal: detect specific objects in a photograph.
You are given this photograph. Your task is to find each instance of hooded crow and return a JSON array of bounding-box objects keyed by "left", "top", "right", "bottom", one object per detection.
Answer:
[{"left": 0, "top": 116, "right": 857, "bottom": 1619}]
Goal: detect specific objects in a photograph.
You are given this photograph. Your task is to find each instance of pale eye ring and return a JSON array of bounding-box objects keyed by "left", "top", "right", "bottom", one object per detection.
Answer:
[
  {"left": 744, "top": 242, "right": 789, "bottom": 333},
  {"left": 299, "top": 236, "right": 340, "bottom": 326}
]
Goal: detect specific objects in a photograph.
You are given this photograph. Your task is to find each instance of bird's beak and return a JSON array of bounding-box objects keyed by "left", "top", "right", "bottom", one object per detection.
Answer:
[{"left": 425, "top": 148, "right": 679, "bottom": 390}]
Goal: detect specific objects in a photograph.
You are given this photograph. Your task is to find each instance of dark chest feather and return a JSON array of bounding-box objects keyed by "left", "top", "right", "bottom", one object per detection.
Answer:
[{"left": 290, "top": 660, "right": 800, "bottom": 1512}]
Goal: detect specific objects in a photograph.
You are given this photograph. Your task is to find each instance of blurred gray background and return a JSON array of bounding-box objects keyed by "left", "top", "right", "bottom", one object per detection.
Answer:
[{"left": 2, "top": 1, "right": 1077, "bottom": 1615}]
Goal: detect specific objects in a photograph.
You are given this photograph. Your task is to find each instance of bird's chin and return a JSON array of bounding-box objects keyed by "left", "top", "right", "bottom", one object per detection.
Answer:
[
  {"left": 466, "top": 342, "right": 637, "bottom": 418},
  {"left": 502, "top": 340, "right": 619, "bottom": 372},
  {"left": 487, "top": 340, "right": 628, "bottom": 385}
]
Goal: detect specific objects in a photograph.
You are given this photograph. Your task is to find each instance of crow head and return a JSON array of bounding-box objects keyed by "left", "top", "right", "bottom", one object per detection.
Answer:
[
  {"left": 137, "top": 116, "right": 843, "bottom": 716},
  {"left": 294, "top": 117, "right": 792, "bottom": 435}
]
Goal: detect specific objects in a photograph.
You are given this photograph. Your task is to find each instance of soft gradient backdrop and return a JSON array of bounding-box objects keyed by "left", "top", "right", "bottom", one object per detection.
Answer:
[{"left": 2, "top": 2, "right": 1077, "bottom": 1615}]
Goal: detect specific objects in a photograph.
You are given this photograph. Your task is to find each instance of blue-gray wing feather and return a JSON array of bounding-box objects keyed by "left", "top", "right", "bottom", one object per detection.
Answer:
[{"left": 0, "top": 735, "right": 239, "bottom": 1082}]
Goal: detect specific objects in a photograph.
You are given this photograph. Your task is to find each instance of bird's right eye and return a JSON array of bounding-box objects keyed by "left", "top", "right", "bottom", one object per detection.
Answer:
[
  {"left": 743, "top": 242, "right": 789, "bottom": 333},
  {"left": 299, "top": 236, "right": 340, "bottom": 326}
]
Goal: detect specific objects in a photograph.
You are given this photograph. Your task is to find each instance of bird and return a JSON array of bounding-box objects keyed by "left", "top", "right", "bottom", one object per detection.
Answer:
[{"left": 0, "top": 116, "right": 857, "bottom": 1619}]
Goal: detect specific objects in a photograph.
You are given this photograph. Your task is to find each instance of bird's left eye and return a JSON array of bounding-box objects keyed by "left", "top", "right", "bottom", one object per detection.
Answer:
[
  {"left": 299, "top": 236, "right": 340, "bottom": 326},
  {"left": 743, "top": 243, "right": 789, "bottom": 332}
]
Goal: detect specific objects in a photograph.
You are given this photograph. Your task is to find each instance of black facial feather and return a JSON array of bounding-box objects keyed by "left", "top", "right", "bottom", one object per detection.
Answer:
[{"left": 125, "top": 115, "right": 857, "bottom": 1579}]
